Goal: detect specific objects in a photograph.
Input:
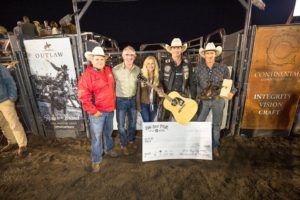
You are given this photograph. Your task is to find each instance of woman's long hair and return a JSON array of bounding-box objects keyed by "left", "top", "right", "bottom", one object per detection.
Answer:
[{"left": 141, "top": 56, "right": 159, "bottom": 87}]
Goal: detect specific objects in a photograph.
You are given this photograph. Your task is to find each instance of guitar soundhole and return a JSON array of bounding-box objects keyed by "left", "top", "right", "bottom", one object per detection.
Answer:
[{"left": 171, "top": 98, "right": 184, "bottom": 106}]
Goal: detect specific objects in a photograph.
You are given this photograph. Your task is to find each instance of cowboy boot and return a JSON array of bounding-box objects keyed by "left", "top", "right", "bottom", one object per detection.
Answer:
[
  {"left": 17, "top": 146, "right": 28, "bottom": 157},
  {"left": 91, "top": 163, "right": 101, "bottom": 173}
]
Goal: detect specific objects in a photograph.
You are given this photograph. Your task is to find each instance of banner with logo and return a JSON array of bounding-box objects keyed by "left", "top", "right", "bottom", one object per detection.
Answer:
[
  {"left": 24, "top": 38, "right": 83, "bottom": 133},
  {"left": 241, "top": 25, "right": 300, "bottom": 130}
]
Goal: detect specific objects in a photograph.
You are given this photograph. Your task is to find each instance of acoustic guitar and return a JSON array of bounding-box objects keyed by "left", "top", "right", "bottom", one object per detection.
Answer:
[{"left": 137, "top": 74, "right": 198, "bottom": 125}]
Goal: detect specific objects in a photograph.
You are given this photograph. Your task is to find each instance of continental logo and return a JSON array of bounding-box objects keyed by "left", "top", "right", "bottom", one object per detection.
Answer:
[{"left": 267, "top": 34, "right": 298, "bottom": 65}]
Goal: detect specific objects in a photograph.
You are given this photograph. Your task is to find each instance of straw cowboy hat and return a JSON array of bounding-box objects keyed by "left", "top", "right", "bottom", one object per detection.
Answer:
[
  {"left": 165, "top": 38, "right": 188, "bottom": 53},
  {"left": 84, "top": 46, "right": 107, "bottom": 61},
  {"left": 199, "top": 42, "right": 222, "bottom": 58}
]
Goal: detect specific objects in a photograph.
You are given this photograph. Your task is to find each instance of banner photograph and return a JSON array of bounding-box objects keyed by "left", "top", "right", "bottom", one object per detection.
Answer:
[{"left": 24, "top": 38, "right": 83, "bottom": 130}]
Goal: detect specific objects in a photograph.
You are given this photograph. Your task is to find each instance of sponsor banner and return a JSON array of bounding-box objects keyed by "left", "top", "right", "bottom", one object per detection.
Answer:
[
  {"left": 142, "top": 122, "right": 212, "bottom": 161},
  {"left": 24, "top": 38, "right": 84, "bottom": 131},
  {"left": 241, "top": 25, "right": 300, "bottom": 130}
]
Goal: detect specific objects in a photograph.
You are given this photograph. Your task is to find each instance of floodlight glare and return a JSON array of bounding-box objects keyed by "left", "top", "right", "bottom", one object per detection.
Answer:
[{"left": 294, "top": 0, "right": 300, "bottom": 16}]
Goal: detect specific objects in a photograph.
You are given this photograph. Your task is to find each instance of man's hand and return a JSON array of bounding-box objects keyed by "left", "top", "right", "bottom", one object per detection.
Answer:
[
  {"left": 157, "top": 88, "right": 165, "bottom": 97},
  {"left": 94, "top": 111, "right": 101, "bottom": 117},
  {"left": 5, "top": 61, "right": 18, "bottom": 69},
  {"left": 222, "top": 92, "right": 234, "bottom": 100}
]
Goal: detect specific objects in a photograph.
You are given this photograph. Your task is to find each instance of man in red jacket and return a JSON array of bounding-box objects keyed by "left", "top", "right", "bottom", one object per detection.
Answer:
[{"left": 78, "top": 47, "right": 117, "bottom": 173}]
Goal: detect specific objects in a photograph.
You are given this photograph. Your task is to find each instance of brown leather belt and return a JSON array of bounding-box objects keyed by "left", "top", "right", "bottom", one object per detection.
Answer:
[{"left": 117, "top": 96, "right": 136, "bottom": 100}]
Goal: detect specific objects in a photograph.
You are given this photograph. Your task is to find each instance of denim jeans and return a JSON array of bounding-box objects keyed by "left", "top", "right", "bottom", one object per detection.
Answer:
[
  {"left": 141, "top": 103, "right": 158, "bottom": 122},
  {"left": 89, "top": 111, "right": 114, "bottom": 164},
  {"left": 116, "top": 97, "right": 137, "bottom": 147},
  {"left": 197, "top": 99, "right": 225, "bottom": 148}
]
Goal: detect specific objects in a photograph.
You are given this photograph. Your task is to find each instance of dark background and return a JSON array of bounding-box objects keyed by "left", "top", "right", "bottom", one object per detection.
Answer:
[{"left": 0, "top": 0, "right": 296, "bottom": 48}]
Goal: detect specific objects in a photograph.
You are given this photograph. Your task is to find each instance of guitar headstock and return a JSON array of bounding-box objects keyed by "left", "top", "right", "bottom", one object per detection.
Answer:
[{"left": 137, "top": 73, "right": 147, "bottom": 83}]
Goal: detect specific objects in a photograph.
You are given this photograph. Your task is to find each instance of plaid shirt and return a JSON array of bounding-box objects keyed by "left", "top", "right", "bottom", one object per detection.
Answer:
[{"left": 194, "top": 62, "right": 236, "bottom": 98}]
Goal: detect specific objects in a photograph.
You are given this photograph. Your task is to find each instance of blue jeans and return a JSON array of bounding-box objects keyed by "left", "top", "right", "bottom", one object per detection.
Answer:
[
  {"left": 116, "top": 97, "right": 137, "bottom": 147},
  {"left": 89, "top": 112, "right": 114, "bottom": 164},
  {"left": 197, "top": 99, "right": 225, "bottom": 148},
  {"left": 141, "top": 103, "right": 158, "bottom": 122}
]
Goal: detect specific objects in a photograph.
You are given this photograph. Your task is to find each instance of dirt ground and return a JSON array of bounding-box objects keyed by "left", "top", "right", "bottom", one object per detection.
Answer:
[{"left": 0, "top": 131, "right": 299, "bottom": 200}]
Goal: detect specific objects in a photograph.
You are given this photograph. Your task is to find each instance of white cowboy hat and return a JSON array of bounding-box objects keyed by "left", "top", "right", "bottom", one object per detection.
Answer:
[
  {"left": 84, "top": 46, "right": 106, "bottom": 61},
  {"left": 199, "top": 42, "right": 222, "bottom": 58},
  {"left": 165, "top": 38, "right": 188, "bottom": 53}
]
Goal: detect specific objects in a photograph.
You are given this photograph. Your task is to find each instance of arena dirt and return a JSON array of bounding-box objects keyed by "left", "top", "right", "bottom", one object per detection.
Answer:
[{"left": 0, "top": 132, "right": 299, "bottom": 200}]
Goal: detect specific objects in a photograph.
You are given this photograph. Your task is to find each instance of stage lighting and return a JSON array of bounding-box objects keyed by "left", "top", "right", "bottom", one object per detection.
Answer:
[{"left": 293, "top": 0, "right": 300, "bottom": 16}]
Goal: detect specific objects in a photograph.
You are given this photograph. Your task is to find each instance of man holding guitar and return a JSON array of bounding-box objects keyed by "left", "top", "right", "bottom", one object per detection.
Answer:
[
  {"left": 194, "top": 43, "right": 236, "bottom": 158},
  {"left": 158, "top": 38, "right": 196, "bottom": 122}
]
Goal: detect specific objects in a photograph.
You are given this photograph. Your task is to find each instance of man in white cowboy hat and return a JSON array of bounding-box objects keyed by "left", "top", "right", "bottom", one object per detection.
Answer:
[
  {"left": 78, "top": 46, "right": 118, "bottom": 173},
  {"left": 112, "top": 46, "right": 140, "bottom": 156},
  {"left": 194, "top": 42, "right": 236, "bottom": 158},
  {"left": 158, "top": 38, "right": 196, "bottom": 121}
]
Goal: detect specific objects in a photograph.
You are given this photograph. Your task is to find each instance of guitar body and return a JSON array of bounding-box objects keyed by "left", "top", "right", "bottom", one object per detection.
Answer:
[{"left": 163, "top": 91, "right": 198, "bottom": 125}]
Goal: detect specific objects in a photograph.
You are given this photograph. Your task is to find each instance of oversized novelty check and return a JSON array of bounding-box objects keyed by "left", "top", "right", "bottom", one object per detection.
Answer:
[{"left": 142, "top": 122, "right": 212, "bottom": 161}]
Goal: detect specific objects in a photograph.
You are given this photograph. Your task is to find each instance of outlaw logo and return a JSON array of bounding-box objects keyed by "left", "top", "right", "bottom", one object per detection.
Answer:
[{"left": 44, "top": 42, "right": 51, "bottom": 50}]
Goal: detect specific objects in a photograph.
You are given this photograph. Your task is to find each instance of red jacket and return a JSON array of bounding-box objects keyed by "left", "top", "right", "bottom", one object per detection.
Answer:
[{"left": 78, "top": 64, "right": 115, "bottom": 114}]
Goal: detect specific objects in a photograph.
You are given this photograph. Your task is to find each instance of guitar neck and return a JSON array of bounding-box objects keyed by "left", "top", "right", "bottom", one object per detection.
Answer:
[{"left": 145, "top": 81, "right": 172, "bottom": 102}]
